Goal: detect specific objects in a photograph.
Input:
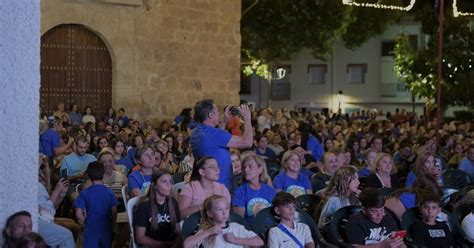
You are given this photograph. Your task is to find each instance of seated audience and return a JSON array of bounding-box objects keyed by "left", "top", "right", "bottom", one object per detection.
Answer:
[
  {"left": 366, "top": 153, "right": 401, "bottom": 189},
  {"left": 232, "top": 154, "right": 276, "bottom": 224},
  {"left": 345, "top": 188, "right": 406, "bottom": 247},
  {"left": 268, "top": 192, "right": 315, "bottom": 248},
  {"left": 409, "top": 193, "right": 454, "bottom": 247},
  {"left": 134, "top": 170, "right": 181, "bottom": 247},
  {"left": 316, "top": 166, "right": 361, "bottom": 228},
  {"left": 178, "top": 156, "right": 231, "bottom": 218},
  {"left": 312, "top": 152, "right": 339, "bottom": 193},
  {"left": 255, "top": 135, "right": 277, "bottom": 159},
  {"left": 405, "top": 152, "right": 443, "bottom": 187},
  {"left": 17, "top": 232, "right": 47, "bottom": 248},
  {"left": 128, "top": 145, "right": 156, "bottom": 197},
  {"left": 273, "top": 150, "right": 312, "bottom": 197},
  {"left": 358, "top": 149, "right": 378, "bottom": 178},
  {"left": 461, "top": 189, "right": 474, "bottom": 242},
  {"left": 112, "top": 139, "right": 134, "bottom": 172},
  {"left": 2, "top": 211, "right": 33, "bottom": 248},
  {"left": 184, "top": 195, "right": 263, "bottom": 248}
]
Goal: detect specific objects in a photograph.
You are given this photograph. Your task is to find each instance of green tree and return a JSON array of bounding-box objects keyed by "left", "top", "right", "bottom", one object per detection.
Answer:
[
  {"left": 393, "top": 2, "right": 474, "bottom": 109},
  {"left": 241, "top": 0, "right": 401, "bottom": 76}
]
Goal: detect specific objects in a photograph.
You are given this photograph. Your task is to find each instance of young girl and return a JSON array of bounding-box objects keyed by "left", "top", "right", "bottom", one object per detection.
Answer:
[
  {"left": 112, "top": 139, "right": 133, "bottom": 172},
  {"left": 405, "top": 152, "right": 444, "bottom": 187},
  {"left": 316, "top": 166, "right": 360, "bottom": 228},
  {"left": 184, "top": 195, "right": 263, "bottom": 248},
  {"left": 273, "top": 150, "right": 312, "bottom": 197},
  {"left": 232, "top": 154, "right": 276, "bottom": 224},
  {"left": 134, "top": 170, "right": 182, "bottom": 247},
  {"left": 178, "top": 156, "right": 231, "bottom": 218}
]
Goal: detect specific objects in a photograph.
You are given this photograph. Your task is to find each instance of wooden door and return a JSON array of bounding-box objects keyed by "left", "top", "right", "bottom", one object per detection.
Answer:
[{"left": 41, "top": 24, "right": 112, "bottom": 118}]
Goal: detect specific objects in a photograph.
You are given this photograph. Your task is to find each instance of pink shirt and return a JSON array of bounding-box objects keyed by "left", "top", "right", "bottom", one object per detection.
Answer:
[{"left": 180, "top": 181, "right": 231, "bottom": 208}]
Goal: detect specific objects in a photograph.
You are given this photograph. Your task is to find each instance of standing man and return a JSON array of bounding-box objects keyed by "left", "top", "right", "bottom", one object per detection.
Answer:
[
  {"left": 40, "top": 116, "right": 73, "bottom": 163},
  {"left": 190, "top": 99, "right": 253, "bottom": 189}
]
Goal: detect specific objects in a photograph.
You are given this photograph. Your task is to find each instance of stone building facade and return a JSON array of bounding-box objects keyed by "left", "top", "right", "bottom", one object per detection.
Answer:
[{"left": 41, "top": 0, "right": 241, "bottom": 123}]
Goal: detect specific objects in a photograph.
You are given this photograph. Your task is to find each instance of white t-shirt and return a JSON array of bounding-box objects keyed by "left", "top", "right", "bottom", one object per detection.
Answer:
[
  {"left": 200, "top": 222, "right": 258, "bottom": 248},
  {"left": 462, "top": 212, "right": 474, "bottom": 242},
  {"left": 268, "top": 222, "right": 314, "bottom": 248}
]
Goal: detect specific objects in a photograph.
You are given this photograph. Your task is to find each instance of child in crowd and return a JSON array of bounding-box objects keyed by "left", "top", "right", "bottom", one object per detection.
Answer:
[
  {"left": 75, "top": 161, "right": 118, "bottom": 248},
  {"left": 184, "top": 195, "right": 264, "bottom": 248},
  {"left": 409, "top": 193, "right": 454, "bottom": 247},
  {"left": 268, "top": 192, "right": 315, "bottom": 248},
  {"left": 345, "top": 188, "right": 405, "bottom": 247},
  {"left": 134, "top": 170, "right": 181, "bottom": 247},
  {"left": 317, "top": 166, "right": 361, "bottom": 228},
  {"left": 273, "top": 150, "right": 312, "bottom": 197}
]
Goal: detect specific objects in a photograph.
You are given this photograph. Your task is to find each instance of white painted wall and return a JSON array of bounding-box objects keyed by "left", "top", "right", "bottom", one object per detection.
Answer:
[
  {"left": 241, "top": 22, "right": 427, "bottom": 116},
  {"left": 0, "top": 0, "right": 40, "bottom": 234}
]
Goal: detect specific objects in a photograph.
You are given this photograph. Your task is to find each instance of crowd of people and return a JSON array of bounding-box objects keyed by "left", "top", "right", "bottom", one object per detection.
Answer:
[{"left": 4, "top": 100, "right": 474, "bottom": 248}]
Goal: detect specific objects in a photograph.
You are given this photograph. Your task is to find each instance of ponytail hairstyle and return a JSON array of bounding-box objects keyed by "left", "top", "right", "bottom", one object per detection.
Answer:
[
  {"left": 148, "top": 169, "right": 177, "bottom": 232},
  {"left": 199, "top": 195, "right": 228, "bottom": 245},
  {"left": 190, "top": 156, "right": 215, "bottom": 181}
]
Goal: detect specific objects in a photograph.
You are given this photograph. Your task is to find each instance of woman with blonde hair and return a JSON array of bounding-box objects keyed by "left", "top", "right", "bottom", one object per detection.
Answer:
[
  {"left": 366, "top": 153, "right": 401, "bottom": 189},
  {"left": 273, "top": 150, "right": 312, "bottom": 197},
  {"left": 232, "top": 154, "right": 276, "bottom": 223},
  {"left": 316, "top": 166, "right": 361, "bottom": 228}
]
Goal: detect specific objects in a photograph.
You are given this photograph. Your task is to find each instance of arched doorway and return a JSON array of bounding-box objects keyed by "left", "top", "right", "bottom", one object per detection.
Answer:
[{"left": 40, "top": 24, "right": 112, "bottom": 118}]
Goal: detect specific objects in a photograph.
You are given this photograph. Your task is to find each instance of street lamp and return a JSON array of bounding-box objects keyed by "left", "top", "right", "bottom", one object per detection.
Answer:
[{"left": 337, "top": 90, "right": 343, "bottom": 111}]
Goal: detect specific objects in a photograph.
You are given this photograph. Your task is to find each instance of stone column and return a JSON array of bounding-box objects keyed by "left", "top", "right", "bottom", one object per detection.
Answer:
[{"left": 0, "top": 0, "right": 40, "bottom": 232}]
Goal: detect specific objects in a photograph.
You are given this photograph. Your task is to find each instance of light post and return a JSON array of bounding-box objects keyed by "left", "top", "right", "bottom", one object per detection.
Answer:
[{"left": 337, "top": 90, "right": 343, "bottom": 111}]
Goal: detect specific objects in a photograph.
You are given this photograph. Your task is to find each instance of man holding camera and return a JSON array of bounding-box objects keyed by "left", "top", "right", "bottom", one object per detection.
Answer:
[{"left": 190, "top": 99, "right": 253, "bottom": 190}]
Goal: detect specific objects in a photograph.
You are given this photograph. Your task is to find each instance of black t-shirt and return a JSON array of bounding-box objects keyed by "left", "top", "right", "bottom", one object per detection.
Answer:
[
  {"left": 366, "top": 173, "right": 401, "bottom": 189},
  {"left": 134, "top": 198, "right": 181, "bottom": 241},
  {"left": 311, "top": 171, "right": 332, "bottom": 192},
  {"left": 409, "top": 221, "right": 454, "bottom": 248},
  {"left": 345, "top": 211, "right": 399, "bottom": 245}
]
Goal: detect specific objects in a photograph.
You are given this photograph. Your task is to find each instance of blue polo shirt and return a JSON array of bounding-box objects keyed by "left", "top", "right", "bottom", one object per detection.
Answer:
[
  {"left": 39, "top": 128, "right": 60, "bottom": 158},
  {"left": 190, "top": 124, "right": 232, "bottom": 189}
]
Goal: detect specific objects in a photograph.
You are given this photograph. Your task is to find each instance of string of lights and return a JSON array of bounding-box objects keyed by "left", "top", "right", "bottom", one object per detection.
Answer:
[
  {"left": 453, "top": 0, "right": 474, "bottom": 17},
  {"left": 341, "top": 0, "right": 416, "bottom": 11}
]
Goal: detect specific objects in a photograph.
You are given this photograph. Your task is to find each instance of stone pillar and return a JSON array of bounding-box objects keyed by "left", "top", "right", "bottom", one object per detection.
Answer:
[{"left": 0, "top": 0, "right": 40, "bottom": 232}]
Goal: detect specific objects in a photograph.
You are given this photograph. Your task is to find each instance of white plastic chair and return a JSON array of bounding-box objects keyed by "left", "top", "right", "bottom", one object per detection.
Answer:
[
  {"left": 172, "top": 182, "right": 186, "bottom": 198},
  {"left": 126, "top": 196, "right": 142, "bottom": 248},
  {"left": 121, "top": 185, "right": 129, "bottom": 210}
]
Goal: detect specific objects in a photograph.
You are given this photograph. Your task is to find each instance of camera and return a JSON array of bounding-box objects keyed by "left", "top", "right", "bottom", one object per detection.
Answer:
[{"left": 229, "top": 106, "right": 240, "bottom": 116}]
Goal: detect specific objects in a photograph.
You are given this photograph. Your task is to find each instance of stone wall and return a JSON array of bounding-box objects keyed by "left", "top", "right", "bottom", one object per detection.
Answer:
[
  {"left": 0, "top": 0, "right": 40, "bottom": 232},
  {"left": 41, "top": 0, "right": 241, "bottom": 124}
]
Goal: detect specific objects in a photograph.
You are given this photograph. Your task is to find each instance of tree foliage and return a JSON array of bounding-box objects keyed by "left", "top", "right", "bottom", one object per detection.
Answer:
[
  {"left": 241, "top": 0, "right": 401, "bottom": 75},
  {"left": 393, "top": 2, "right": 474, "bottom": 109}
]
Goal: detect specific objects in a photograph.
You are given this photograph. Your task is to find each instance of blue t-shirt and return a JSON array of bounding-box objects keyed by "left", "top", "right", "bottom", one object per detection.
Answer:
[
  {"left": 307, "top": 135, "right": 324, "bottom": 162},
  {"left": 68, "top": 112, "right": 82, "bottom": 126},
  {"left": 459, "top": 157, "right": 474, "bottom": 182},
  {"left": 256, "top": 148, "right": 277, "bottom": 159},
  {"left": 116, "top": 157, "right": 134, "bottom": 172},
  {"left": 128, "top": 171, "right": 151, "bottom": 196},
  {"left": 405, "top": 171, "right": 417, "bottom": 188},
  {"left": 60, "top": 153, "right": 96, "bottom": 177},
  {"left": 39, "top": 128, "right": 60, "bottom": 158},
  {"left": 358, "top": 167, "right": 371, "bottom": 178},
  {"left": 232, "top": 183, "right": 276, "bottom": 224},
  {"left": 75, "top": 184, "right": 118, "bottom": 233},
  {"left": 273, "top": 172, "right": 312, "bottom": 197},
  {"left": 190, "top": 124, "right": 232, "bottom": 189},
  {"left": 399, "top": 192, "right": 416, "bottom": 209},
  {"left": 118, "top": 115, "right": 129, "bottom": 128},
  {"left": 127, "top": 147, "right": 138, "bottom": 166}
]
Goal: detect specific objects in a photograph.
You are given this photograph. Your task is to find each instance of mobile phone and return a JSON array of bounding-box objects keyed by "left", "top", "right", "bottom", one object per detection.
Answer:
[
  {"left": 60, "top": 168, "right": 68, "bottom": 180},
  {"left": 392, "top": 230, "right": 407, "bottom": 239}
]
